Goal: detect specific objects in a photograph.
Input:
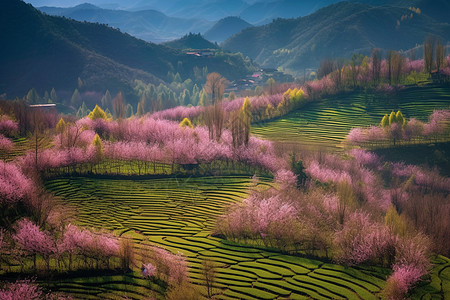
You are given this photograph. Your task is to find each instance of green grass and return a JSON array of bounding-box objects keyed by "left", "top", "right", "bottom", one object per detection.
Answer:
[
  {"left": 34, "top": 176, "right": 450, "bottom": 299},
  {"left": 252, "top": 85, "right": 450, "bottom": 151}
]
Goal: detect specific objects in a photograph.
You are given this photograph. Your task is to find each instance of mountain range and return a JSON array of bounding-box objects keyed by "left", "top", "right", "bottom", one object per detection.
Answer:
[
  {"left": 0, "top": 0, "right": 254, "bottom": 99},
  {"left": 222, "top": 0, "right": 450, "bottom": 74},
  {"left": 38, "top": 3, "right": 214, "bottom": 43}
]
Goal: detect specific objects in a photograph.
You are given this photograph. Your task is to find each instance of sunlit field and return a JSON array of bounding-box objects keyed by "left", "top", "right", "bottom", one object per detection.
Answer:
[
  {"left": 252, "top": 85, "right": 450, "bottom": 150},
  {"left": 42, "top": 176, "right": 449, "bottom": 299}
]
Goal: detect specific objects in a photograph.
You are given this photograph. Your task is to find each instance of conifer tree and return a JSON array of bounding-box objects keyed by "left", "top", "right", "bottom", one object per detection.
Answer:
[
  {"left": 50, "top": 88, "right": 58, "bottom": 103},
  {"left": 101, "top": 90, "right": 112, "bottom": 110},
  {"left": 388, "top": 111, "right": 397, "bottom": 126},
  {"left": 136, "top": 102, "right": 145, "bottom": 117},
  {"left": 26, "top": 88, "right": 40, "bottom": 104},
  {"left": 242, "top": 96, "right": 252, "bottom": 146},
  {"left": 93, "top": 134, "right": 103, "bottom": 161},
  {"left": 88, "top": 105, "right": 107, "bottom": 120},
  {"left": 70, "top": 89, "right": 82, "bottom": 107},
  {"left": 381, "top": 114, "right": 389, "bottom": 128},
  {"left": 179, "top": 118, "right": 193, "bottom": 129},
  {"left": 125, "top": 104, "right": 134, "bottom": 118}
]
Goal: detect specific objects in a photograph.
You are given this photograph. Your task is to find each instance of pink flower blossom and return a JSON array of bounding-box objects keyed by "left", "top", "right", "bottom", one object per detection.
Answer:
[
  {"left": 142, "top": 262, "right": 157, "bottom": 278},
  {"left": 0, "top": 115, "right": 19, "bottom": 136},
  {"left": 0, "top": 133, "right": 13, "bottom": 150},
  {"left": 0, "top": 161, "right": 34, "bottom": 205},
  {"left": 349, "top": 149, "right": 381, "bottom": 168},
  {"left": 274, "top": 169, "right": 297, "bottom": 189},
  {"left": 13, "top": 218, "right": 55, "bottom": 257},
  {"left": 150, "top": 247, "right": 188, "bottom": 285},
  {"left": 0, "top": 279, "right": 43, "bottom": 300}
]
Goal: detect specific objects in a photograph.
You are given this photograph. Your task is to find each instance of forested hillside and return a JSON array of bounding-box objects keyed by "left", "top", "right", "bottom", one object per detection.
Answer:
[
  {"left": 0, "top": 0, "right": 254, "bottom": 99},
  {"left": 223, "top": 1, "right": 450, "bottom": 73}
]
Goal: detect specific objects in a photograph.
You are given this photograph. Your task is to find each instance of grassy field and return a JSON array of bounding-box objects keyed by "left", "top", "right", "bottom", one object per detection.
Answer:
[
  {"left": 42, "top": 176, "right": 450, "bottom": 299},
  {"left": 252, "top": 85, "right": 450, "bottom": 151}
]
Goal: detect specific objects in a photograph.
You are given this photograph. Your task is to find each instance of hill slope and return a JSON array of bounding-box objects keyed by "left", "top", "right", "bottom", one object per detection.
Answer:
[
  {"left": 240, "top": 0, "right": 339, "bottom": 24},
  {"left": 223, "top": 1, "right": 450, "bottom": 73},
  {"left": 204, "top": 16, "right": 252, "bottom": 43},
  {"left": 0, "top": 0, "right": 254, "bottom": 98},
  {"left": 163, "top": 33, "right": 218, "bottom": 50},
  {"left": 38, "top": 3, "right": 213, "bottom": 43}
]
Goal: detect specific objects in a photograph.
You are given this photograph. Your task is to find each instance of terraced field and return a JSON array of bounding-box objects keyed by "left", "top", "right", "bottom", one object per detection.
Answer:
[
  {"left": 44, "top": 176, "right": 450, "bottom": 299},
  {"left": 0, "top": 136, "right": 52, "bottom": 161},
  {"left": 252, "top": 85, "right": 450, "bottom": 150}
]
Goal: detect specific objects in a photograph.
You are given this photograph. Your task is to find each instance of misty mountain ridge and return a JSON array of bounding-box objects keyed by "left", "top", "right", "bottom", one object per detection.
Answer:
[
  {"left": 38, "top": 3, "right": 214, "bottom": 43},
  {"left": 29, "top": 0, "right": 430, "bottom": 25},
  {"left": 204, "top": 17, "right": 253, "bottom": 43},
  {"left": 0, "top": 0, "right": 255, "bottom": 99},
  {"left": 222, "top": 1, "right": 450, "bottom": 74}
]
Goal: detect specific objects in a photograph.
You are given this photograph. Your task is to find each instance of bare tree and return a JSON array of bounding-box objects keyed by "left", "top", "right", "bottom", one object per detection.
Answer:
[
  {"left": 204, "top": 73, "right": 228, "bottom": 105},
  {"left": 112, "top": 92, "right": 126, "bottom": 119},
  {"left": 391, "top": 51, "right": 405, "bottom": 84},
  {"left": 424, "top": 35, "right": 434, "bottom": 75},
  {"left": 204, "top": 101, "right": 226, "bottom": 141},
  {"left": 318, "top": 59, "right": 336, "bottom": 79},
  {"left": 202, "top": 260, "right": 216, "bottom": 299},
  {"left": 435, "top": 37, "right": 445, "bottom": 72},
  {"left": 372, "top": 48, "right": 382, "bottom": 85}
]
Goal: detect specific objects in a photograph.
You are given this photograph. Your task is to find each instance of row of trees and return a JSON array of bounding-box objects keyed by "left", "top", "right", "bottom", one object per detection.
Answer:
[
  {"left": 347, "top": 109, "right": 450, "bottom": 146},
  {"left": 217, "top": 144, "right": 450, "bottom": 298},
  {"left": 15, "top": 107, "right": 288, "bottom": 179}
]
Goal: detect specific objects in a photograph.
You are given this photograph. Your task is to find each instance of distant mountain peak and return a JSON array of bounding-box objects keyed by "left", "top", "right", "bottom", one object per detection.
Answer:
[
  {"left": 204, "top": 16, "right": 252, "bottom": 43},
  {"left": 74, "top": 3, "right": 99, "bottom": 9},
  {"left": 163, "top": 33, "right": 218, "bottom": 50}
]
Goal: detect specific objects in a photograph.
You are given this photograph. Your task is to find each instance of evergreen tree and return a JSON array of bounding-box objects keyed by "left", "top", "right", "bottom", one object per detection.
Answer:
[
  {"left": 70, "top": 89, "right": 82, "bottom": 107},
  {"left": 388, "top": 111, "right": 397, "bottom": 126},
  {"left": 112, "top": 92, "right": 126, "bottom": 119},
  {"left": 125, "top": 103, "right": 134, "bottom": 118},
  {"left": 105, "top": 108, "right": 113, "bottom": 119},
  {"left": 92, "top": 134, "right": 103, "bottom": 161},
  {"left": 101, "top": 90, "right": 112, "bottom": 110},
  {"left": 26, "top": 88, "right": 40, "bottom": 104},
  {"left": 199, "top": 90, "right": 208, "bottom": 106},
  {"left": 77, "top": 77, "right": 83, "bottom": 89},
  {"left": 50, "top": 88, "right": 58, "bottom": 103},
  {"left": 137, "top": 102, "right": 145, "bottom": 117},
  {"left": 181, "top": 89, "right": 191, "bottom": 106},
  {"left": 43, "top": 91, "right": 50, "bottom": 103},
  {"left": 76, "top": 102, "right": 89, "bottom": 118},
  {"left": 173, "top": 72, "right": 182, "bottom": 83},
  {"left": 242, "top": 97, "right": 252, "bottom": 146},
  {"left": 381, "top": 114, "right": 389, "bottom": 128},
  {"left": 179, "top": 117, "right": 193, "bottom": 129},
  {"left": 88, "top": 105, "right": 107, "bottom": 120},
  {"left": 395, "top": 110, "right": 405, "bottom": 126}
]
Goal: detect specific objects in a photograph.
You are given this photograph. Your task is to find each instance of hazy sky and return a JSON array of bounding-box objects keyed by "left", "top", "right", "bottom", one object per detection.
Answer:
[{"left": 25, "top": 0, "right": 266, "bottom": 8}]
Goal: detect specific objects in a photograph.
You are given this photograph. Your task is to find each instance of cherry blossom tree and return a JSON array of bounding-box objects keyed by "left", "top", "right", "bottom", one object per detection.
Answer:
[
  {"left": 0, "top": 115, "right": 18, "bottom": 136},
  {"left": 13, "top": 218, "right": 55, "bottom": 270},
  {"left": 0, "top": 134, "right": 13, "bottom": 151},
  {"left": 0, "top": 279, "right": 43, "bottom": 300}
]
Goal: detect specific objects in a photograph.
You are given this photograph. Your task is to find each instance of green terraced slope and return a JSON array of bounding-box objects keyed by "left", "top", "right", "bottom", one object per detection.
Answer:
[
  {"left": 43, "top": 176, "right": 450, "bottom": 299},
  {"left": 252, "top": 85, "right": 450, "bottom": 151},
  {"left": 0, "top": 136, "right": 51, "bottom": 161}
]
